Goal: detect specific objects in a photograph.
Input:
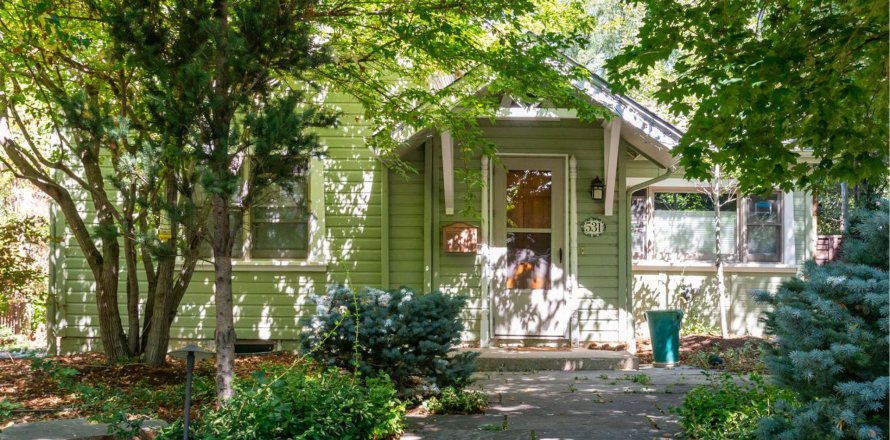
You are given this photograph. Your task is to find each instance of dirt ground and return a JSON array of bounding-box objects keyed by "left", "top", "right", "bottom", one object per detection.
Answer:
[
  {"left": 0, "top": 352, "right": 303, "bottom": 426},
  {"left": 635, "top": 334, "right": 767, "bottom": 372}
]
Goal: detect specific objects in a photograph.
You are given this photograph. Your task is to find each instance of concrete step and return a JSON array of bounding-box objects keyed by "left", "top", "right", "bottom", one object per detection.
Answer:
[{"left": 463, "top": 348, "right": 639, "bottom": 372}]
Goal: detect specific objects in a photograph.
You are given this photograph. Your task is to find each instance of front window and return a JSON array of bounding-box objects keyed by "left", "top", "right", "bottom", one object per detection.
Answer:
[
  {"left": 250, "top": 181, "right": 309, "bottom": 259},
  {"left": 200, "top": 168, "right": 310, "bottom": 260},
  {"left": 649, "top": 191, "right": 737, "bottom": 261},
  {"left": 743, "top": 192, "right": 782, "bottom": 262},
  {"left": 634, "top": 189, "right": 782, "bottom": 263}
]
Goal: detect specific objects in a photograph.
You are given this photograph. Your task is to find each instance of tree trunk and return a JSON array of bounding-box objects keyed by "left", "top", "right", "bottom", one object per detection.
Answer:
[
  {"left": 97, "top": 238, "right": 130, "bottom": 360},
  {"left": 139, "top": 224, "right": 159, "bottom": 353},
  {"left": 123, "top": 184, "right": 142, "bottom": 355},
  {"left": 841, "top": 182, "right": 849, "bottom": 232},
  {"left": 124, "top": 230, "right": 141, "bottom": 355},
  {"left": 0, "top": 138, "right": 130, "bottom": 360},
  {"left": 141, "top": 237, "right": 202, "bottom": 365},
  {"left": 211, "top": 194, "right": 236, "bottom": 401},
  {"left": 142, "top": 255, "right": 177, "bottom": 365},
  {"left": 713, "top": 170, "right": 729, "bottom": 339}
]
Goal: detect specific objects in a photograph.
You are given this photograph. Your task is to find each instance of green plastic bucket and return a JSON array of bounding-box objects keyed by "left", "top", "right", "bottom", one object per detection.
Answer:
[{"left": 646, "top": 309, "right": 683, "bottom": 367}]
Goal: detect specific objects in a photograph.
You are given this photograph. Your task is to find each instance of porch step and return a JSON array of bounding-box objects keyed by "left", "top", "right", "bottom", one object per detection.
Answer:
[{"left": 463, "top": 348, "right": 639, "bottom": 372}]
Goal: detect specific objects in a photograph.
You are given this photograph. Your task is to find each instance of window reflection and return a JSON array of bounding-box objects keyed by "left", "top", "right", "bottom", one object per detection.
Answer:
[
  {"left": 506, "top": 232, "right": 551, "bottom": 289},
  {"left": 506, "top": 170, "right": 552, "bottom": 229}
]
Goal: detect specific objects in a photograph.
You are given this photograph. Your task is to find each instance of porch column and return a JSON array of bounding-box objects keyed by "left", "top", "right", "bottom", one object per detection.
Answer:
[{"left": 480, "top": 156, "right": 490, "bottom": 348}]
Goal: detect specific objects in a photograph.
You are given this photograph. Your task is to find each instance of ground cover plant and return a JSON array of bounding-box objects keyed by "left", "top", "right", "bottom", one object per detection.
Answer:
[
  {"left": 302, "top": 286, "right": 479, "bottom": 397},
  {"left": 674, "top": 372, "right": 797, "bottom": 440},
  {"left": 1, "top": 352, "right": 408, "bottom": 439},
  {"left": 158, "top": 365, "right": 405, "bottom": 440},
  {"left": 755, "top": 202, "right": 889, "bottom": 439},
  {"left": 0, "top": 353, "right": 230, "bottom": 427},
  {"left": 422, "top": 386, "right": 488, "bottom": 415}
]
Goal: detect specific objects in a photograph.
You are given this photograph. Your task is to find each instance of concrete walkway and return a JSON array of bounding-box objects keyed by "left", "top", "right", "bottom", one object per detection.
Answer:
[
  {"left": 466, "top": 348, "right": 638, "bottom": 372},
  {"left": 403, "top": 367, "right": 709, "bottom": 440},
  {"left": 0, "top": 418, "right": 167, "bottom": 440}
]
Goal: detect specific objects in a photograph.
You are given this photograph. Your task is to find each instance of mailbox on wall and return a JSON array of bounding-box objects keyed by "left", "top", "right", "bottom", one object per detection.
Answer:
[{"left": 442, "top": 222, "right": 479, "bottom": 253}]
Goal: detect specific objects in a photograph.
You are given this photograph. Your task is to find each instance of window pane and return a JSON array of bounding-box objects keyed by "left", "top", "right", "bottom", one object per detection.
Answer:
[
  {"left": 252, "top": 207, "right": 307, "bottom": 223},
  {"left": 250, "top": 179, "right": 309, "bottom": 258},
  {"left": 506, "top": 232, "right": 551, "bottom": 289},
  {"left": 252, "top": 223, "right": 308, "bottom": 256},
  {"left": 747, "top": 194, "right": 780, "bottom": 224},
  {"left": 631, "top": 190, "right": 647, "bottom": 259},
  {"left": 652, "top": 192, "right": 737, "bottom": 260},
  {"left": 655, "top": 192, "right": 712, "bottom": 211},
  {"left": 747, "top": 225, "right": 780, "bottom": 258},
  {"left": 506, "top": 170, "right": 551, "bottom": 229}
]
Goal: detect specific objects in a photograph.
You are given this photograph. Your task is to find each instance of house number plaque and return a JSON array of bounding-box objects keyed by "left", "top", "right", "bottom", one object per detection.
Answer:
[{"left": 581, "top": 217, "right": 605, "bottom": 237}]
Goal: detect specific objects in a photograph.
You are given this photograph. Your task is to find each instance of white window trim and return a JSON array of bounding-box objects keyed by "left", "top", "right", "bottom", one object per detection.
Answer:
[
  {"left": 633, "top": 186, "right": 796, "bottom": 270},
  {"left": 633, "top": 261, "right": 799, "bottom": 274},
  {"left": 195, "top": 157, "right": 327, "bottom": 272}
]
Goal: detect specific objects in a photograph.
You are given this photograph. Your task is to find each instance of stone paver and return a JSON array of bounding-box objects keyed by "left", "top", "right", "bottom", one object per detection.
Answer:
[
  {"left": 0, "top": 418, "right": 167, "bottom": 440},
  {"left": 403, "top": 367, "right": 708, "bottom": 440}
]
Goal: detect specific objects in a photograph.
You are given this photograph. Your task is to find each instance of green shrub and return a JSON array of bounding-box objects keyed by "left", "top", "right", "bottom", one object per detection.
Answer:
[
  {"left": 422, "top": 386, "right": 488, "bottom": 414},
  {"left": 160, "top": 366, "right": 405, "bottom": 440},
  {"left": 755, "top": 202, "right": 889, "bottom": 439},
  {"left": 675, "top": 373, "right": 797, "bottom": 440},
  {"left": 302, "top": 286, "right": 479, "bottom": 395}
]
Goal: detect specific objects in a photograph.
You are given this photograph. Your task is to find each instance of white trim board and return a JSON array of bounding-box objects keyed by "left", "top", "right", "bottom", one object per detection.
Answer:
[{"left": 441, "top": 131, "right": 455, "bottom": 215}]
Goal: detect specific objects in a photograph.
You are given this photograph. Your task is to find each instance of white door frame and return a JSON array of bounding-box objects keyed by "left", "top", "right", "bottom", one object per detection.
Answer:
[{"left": 483, "top": 153, "right": 572, "bottom": 341}]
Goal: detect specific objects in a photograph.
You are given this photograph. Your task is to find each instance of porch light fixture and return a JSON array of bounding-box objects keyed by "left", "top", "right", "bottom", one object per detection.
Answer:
[{"left": 590, "top": 177, "right": 604, "bottom": 200}]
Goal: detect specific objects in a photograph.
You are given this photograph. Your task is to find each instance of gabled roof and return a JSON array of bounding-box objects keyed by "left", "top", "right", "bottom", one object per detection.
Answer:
[
  {"left": 571, "top": 72, "right": 681, "bottom": 168},
  {"left": 383, "top": 64, "right": 683, "bottom": 169}
]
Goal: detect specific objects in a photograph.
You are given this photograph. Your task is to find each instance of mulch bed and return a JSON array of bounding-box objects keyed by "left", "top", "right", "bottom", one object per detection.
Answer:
[
  {"left": 0, "top": 352, "right": 303, "bottom": 427},
  {"left": 635, "top": 334, "right": 767, "bottom": 370}
]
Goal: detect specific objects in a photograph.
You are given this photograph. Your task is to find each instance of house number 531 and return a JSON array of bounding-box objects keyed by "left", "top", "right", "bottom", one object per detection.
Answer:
[{"left": 581, "top": 217, "right": 605, "bottom": 237}]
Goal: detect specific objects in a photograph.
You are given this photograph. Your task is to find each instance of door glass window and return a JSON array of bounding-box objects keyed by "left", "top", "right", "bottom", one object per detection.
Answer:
[
  {"left": 505, "top": 169, "right": 552, "bottom": 289},
  {"left": 506, "top": 170, "right": 551, "bottom": 229},
  {"left": 506, "top": 233, "right": 551, "bottom": 289}
]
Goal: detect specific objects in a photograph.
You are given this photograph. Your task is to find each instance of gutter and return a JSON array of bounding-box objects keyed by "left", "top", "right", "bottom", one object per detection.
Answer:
[{"left": 622, "top": 166, "right": 675, "bottom": 354}]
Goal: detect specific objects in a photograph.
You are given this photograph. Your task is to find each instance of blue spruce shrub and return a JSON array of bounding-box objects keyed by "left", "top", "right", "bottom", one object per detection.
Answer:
[
  {"left": 302, "top": 286, "right": 479, "bottom": 395},
  {"left": 841, "top": 199, "right": 890, "bottom": 269},
  {"left": 755, "top": 202, "right": 889, "bottom": 439}
]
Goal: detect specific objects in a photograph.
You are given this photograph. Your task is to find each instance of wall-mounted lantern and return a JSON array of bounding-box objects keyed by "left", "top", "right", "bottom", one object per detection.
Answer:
[{"left": 590, "top": 177, "right": 604, "bottom": 200}]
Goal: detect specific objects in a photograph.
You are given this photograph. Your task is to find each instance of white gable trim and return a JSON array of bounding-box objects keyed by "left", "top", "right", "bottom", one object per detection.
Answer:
[
  {"left": 603, "top": 117, "right": 622, "bottom": 216},
  {"left": 441, "top": 130, "right": 455, "bottom": 215}
]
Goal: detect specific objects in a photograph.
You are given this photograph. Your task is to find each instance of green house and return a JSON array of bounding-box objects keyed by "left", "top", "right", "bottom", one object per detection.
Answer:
[{"left": 47, "top": 74, "right": 816, "bottom": 354}]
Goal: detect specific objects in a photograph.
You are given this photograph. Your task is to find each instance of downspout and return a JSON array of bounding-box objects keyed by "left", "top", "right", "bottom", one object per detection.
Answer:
[{"left": 623, "top": 166, "right": 674, "bottom": 354}]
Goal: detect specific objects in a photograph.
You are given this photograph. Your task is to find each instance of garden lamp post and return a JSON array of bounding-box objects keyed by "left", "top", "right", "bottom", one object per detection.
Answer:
[{"left": 169, "top": 344, "right": 215, "bottom": 440}]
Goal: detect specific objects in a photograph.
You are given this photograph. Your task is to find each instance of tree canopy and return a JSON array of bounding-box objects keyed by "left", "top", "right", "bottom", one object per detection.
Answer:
[{"left": 606, "top": 0, "right": 889, "bottom": 194}]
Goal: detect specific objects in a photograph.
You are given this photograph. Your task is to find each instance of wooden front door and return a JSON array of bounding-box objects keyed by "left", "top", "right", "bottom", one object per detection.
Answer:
[{"left": 492, "top": 156, "right": 568, "bottom": 338}]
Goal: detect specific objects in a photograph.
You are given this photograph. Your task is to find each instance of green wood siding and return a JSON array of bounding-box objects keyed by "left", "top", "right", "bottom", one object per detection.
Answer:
[
  {"left": 54, "top": 90, "right": 383, "bottom": 353},
  {"left": 388, "top": 147, "right": 426, "bottom": 289},
  {"left": 426, "top": 119, "right": 625, "bottom": 343},
  {"left": 50, "top": 89, "right": 820, "bottom": 352},
  {"left": 633, "top": 270, "right": 790, "bottom": 337}
]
